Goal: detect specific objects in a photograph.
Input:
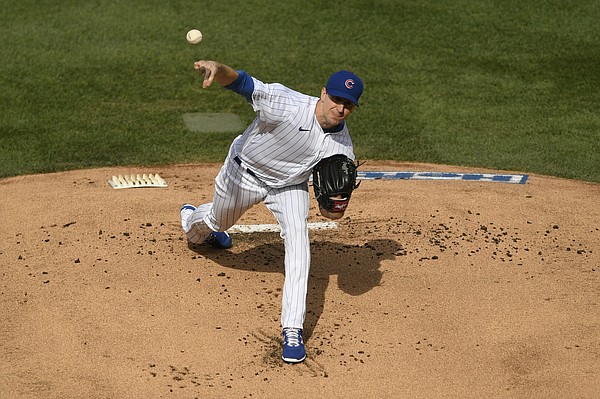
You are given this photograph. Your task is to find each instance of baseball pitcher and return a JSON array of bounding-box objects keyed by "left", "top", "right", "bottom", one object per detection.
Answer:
[{"left": 180, "top": 60, "right": 363, "bottom": 363}]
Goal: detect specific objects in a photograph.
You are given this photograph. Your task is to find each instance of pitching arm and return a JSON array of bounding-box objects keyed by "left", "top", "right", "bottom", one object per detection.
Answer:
[{"left": 193, "top": 60, "right": 239, "bottom": 89}]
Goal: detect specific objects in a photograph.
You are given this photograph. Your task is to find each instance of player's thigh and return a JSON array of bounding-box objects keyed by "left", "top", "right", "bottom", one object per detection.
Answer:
[
  {"left": 264, "top": 182, "right": 310, "bottom": 237},
  {"left": 209, "top": 159, "right": 267, "bottom": 230}
]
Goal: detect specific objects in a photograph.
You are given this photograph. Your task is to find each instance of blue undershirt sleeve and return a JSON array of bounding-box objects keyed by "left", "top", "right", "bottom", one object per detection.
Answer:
[{"left": 224, "top": 70, "right": 254, "bottom": 103}]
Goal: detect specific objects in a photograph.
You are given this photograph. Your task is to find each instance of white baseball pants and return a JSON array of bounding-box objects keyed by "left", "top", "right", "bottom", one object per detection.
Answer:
[{"left": 182, "top": 150, "right": 311, "bottom": 329}]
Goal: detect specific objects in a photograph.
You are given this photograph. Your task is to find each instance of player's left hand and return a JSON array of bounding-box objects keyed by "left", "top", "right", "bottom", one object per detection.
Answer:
[
  {"left": 312, "top": 154, "right": 360, "bottom": 215},
  {"left": 319, "top": 205, "right": 346, "bottom": 220}
]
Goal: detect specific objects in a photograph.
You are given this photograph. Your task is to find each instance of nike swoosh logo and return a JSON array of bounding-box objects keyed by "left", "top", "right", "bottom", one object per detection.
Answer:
[{"left": 299, "top": 127, "right": 310, "bottom": 131}]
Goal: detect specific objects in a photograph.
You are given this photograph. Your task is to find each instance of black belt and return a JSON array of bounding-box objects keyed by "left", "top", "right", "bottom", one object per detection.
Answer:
[{"left": 233, "top": 156, "right": 257, "bottom": 177}]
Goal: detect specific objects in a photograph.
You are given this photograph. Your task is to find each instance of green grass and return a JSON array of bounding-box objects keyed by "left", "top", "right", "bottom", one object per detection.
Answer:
[{"left": 1, "top": 0, "right": 599, "bottom": 182}]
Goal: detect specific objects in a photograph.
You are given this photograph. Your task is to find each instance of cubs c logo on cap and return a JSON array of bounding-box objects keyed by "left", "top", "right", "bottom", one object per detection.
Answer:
[{"left": 326, "top": 70, "right": 363, "bottom": 106}]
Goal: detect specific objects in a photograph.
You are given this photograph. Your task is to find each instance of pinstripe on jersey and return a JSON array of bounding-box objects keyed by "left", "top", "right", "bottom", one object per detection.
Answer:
[
  {"left": 182, "top": 69, "right": 357, "bottom": 331},
  {"left": 232, "top": 77, "right": 354, "bottom": 187}
]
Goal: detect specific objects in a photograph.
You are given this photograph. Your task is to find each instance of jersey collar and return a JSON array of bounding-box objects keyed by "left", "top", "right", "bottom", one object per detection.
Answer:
[{"left": 323, "top": 121, "right": 345, "bottom": 133}]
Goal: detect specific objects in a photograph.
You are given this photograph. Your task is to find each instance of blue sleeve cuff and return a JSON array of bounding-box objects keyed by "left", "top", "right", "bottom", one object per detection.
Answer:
[{"left": 224, "top": 70, "right": 254, "bottom": 103}]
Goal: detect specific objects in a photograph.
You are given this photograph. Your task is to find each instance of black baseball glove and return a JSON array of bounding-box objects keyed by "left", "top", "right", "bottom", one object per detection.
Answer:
[{"left": 312, "top": 154, "right": 360, "bottom": 213}]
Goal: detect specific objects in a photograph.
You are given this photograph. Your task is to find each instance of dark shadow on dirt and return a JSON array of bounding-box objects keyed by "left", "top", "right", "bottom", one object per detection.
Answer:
[{"left": 188, "top": 236, "right": 404, "bottom": 339}]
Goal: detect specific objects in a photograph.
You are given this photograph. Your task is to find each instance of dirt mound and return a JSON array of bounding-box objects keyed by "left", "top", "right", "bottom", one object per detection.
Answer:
[{"left": 1, "top": 162, "right": 598, "bottom": 398}]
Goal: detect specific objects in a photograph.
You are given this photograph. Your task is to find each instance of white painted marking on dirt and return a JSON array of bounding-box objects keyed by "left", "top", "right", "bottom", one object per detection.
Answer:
[{"left": 228, "top": 222, "right": 338, "bottom": 233}]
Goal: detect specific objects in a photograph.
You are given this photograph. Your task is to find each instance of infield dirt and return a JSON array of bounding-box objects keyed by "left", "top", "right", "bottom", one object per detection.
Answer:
[{"left": 1, "top": 161, "right": 598, "bottom": 398}]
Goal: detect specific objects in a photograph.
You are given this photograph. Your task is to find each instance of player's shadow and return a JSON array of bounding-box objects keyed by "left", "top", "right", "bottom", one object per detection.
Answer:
[{"left": 189, "top": 236, "right": 404, "bottom": 340}]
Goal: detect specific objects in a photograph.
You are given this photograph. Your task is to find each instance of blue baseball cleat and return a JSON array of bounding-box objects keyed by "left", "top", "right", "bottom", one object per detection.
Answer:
[
  {"left": 282, "top": 327, "right": 306, "bottom": 363},
  {"left": 205, "top": 231, "right": 233, "bottom": 249}
]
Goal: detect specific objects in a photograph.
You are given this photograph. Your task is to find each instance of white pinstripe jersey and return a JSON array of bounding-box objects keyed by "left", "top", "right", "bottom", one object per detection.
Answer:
[{"left": 231, "top": 77, "right": 355, "bottom": 188}]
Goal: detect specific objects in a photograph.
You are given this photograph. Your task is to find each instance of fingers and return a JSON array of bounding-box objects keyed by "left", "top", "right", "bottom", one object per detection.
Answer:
[
  {"left": 202, "top": 68, "right": 214, "bottom": 88},
  {"left": 193, "top": 60, "right": 217, "bottom": 88}
]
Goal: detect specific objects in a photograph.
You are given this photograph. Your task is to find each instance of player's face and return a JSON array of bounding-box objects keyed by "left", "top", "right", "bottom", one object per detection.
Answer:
[{"left": 317, "top": 88, "right": 356, "bottom": 129}]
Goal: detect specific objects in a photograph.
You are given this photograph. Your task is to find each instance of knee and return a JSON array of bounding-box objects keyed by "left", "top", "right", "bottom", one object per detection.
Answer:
[{"left": 280, "top": 220, "right": 309, "bottom": 241}]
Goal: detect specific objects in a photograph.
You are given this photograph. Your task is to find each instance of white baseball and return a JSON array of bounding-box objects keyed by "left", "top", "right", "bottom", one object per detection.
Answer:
[{"left": 186, "top": 29, "right": 203, "bottom": 44}]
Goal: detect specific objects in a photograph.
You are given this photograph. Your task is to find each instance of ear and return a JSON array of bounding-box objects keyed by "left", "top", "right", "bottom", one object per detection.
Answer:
[{"left": 320, "top": 87, "right": 327, "bottom": 99}]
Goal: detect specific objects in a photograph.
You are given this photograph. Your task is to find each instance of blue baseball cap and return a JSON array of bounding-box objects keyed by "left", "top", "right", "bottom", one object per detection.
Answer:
[{"left": 325, "top": 70, "right": 364, "bottom": 107}]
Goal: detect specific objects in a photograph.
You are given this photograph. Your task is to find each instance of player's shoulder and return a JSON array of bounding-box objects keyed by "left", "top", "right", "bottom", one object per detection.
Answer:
[{"left": 253, "top": 79, "right": 313, "bottom": 107}]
